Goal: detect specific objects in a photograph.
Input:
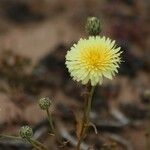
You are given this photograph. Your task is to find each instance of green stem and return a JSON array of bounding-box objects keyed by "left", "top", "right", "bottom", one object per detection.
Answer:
[
  {"left": 29, "top": 138, "right": 48, "bottom": 150},
  {"left": 76, "top": 86, "right": 95, "bottom": 150},
  {"left": 0, "top": 134, "right": 21, "bottom": 140},
  {"left": 0, "top": 134, "right": 47, "bottom": 150},
  {"left": 86, "top": 86, "right": 95, "bottom": 123},
  {"left": 29, "top": 139, "right": 42, "bottom": 150},
  {"left": 46, "top": 109, "right": 54, "bottom": 133}
]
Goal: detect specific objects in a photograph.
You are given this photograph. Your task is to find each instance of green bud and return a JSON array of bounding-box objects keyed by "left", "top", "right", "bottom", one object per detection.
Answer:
[
  {"left": 20, "top": 126, "right": 33, "bottom": 140},
  {"left": 86, "top": 17, "right": 101, "bottom": 36},
  {"left": 38, "top": 97, "right": 51, "bottom": 110}
]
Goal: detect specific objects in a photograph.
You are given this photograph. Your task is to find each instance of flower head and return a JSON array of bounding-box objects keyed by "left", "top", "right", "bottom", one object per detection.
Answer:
[{"left": 65, "top": 36, "right": 122, "bottom": 86}]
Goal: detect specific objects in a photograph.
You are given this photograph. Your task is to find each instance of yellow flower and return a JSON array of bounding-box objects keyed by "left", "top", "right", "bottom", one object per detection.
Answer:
[{"left": 65, "top": 36, "right": 122, "bottom": 86}]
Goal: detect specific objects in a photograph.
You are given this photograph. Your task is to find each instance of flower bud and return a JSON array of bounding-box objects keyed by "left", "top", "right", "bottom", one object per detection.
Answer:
[
  {"left": 38, "top": 97, "right": 51, "bottom": 110},
  {"left": 20, "top": 126, "right": 33, "bottom": 140},
  {"left": 86, "top": 17, "right": 101, "bottom": 36}
]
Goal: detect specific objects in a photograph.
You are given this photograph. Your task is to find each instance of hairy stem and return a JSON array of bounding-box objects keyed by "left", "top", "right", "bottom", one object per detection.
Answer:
[
  {"left": 46, "top": 109, "right": 55, "bottom": 133},
  {"left": 0, "top": 134, "right": 21, "bottom": 140},
  {"left": 76, "top": 86, "right": 95, "bottom": 150},
  {"left": 29, "top": 138, "right": 48, "bottom": 150}
]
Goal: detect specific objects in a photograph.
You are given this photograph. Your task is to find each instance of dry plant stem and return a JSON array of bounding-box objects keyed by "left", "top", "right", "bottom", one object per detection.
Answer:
[
  {"left": 76, "top": 86, "right": 95, "bottom": 150},
  {"left": 46, "top": 109, "right": 55, "bottom": 133},
  {"left": 29, "top": 138, "right": 48, "bottom": 150}
]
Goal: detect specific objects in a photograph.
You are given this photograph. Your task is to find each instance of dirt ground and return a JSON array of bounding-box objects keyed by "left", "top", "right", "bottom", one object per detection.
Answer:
[{"left": 0, "top": 0, "right": 149, "bottom": 150}]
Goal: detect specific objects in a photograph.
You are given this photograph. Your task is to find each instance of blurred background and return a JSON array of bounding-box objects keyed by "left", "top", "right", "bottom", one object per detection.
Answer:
[{"left": 0, "top": 0, "right": 149, "bottom": 150}]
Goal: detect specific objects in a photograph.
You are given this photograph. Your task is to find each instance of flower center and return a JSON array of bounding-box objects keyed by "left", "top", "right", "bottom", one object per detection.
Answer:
[{"left": 82, "top": 50, "right": 103, "bottom": 70}]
